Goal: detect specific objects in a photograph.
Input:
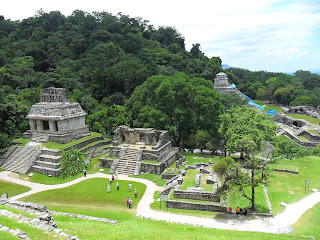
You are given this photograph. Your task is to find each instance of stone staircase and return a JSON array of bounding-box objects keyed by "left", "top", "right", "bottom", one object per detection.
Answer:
[
  {"left": 32, "top": 149, "right": 62, "bottom": 177},
  {"left": 1, "top": 146, "right": 41, "bottom": 174},
  {"left": 31, "top": 133, "right": 49, "bottom": 143},
  {"left": 115, "top": 148, "right": 142, "bottom": 175}
]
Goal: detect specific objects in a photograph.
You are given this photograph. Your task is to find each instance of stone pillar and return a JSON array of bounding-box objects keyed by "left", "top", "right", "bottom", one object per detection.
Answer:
[
  {"left": 49, "top": 121, "right": 55, "bottom": 132},
  {"left": 29, "top": 120, "right": 35, "bottom": 130},
  {"left": 37, "top": 120, "right": 42, "bottom": 131}
]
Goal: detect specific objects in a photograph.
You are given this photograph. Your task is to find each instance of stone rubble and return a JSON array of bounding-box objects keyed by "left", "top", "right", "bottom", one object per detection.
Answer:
[{"left": 0, "top": 199, "right": 79, "bottom": 240}]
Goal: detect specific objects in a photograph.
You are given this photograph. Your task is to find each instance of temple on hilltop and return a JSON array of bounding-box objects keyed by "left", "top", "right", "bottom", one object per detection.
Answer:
[
  {"left": 23, "top": 87, "right": 90, "bottom": 143},
  {"left": 214, "top": 72, "right": 235, "bottom": 93}
]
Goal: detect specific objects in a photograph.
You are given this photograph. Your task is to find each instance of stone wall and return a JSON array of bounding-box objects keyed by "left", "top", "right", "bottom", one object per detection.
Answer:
[
  {"left": 284, "top": 131, "right": 319, "bottom": 148},
  {"left": 173, "top": 190, "right": 220, "bottom": 202},
  {"left": 273, "top": 113, "right": 309, "bottom": 128},
  {"left": 79, "top": 140, "right": 111, "bottom": 153},
  {"left": 99, "top": 158, "right": 114, "bottom": 168},
  {"left": 298, "top": 131, "right": 320, "bottom": 142},
  {"left": 64, "top": 136, "right": 104, "bottom": 151},
  {"left": 166, "top": 200, "right": 226, "bottom": 212},
  {"left": 287, "top": 106, "right": 320, "bottom": 119},
  {"left": 140, "top": 162, "right": 166, "bottom": 175}
]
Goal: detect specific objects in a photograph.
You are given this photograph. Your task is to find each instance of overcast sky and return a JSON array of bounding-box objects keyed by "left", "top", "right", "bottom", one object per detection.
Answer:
[{"left": 1, "top": 0, "right": 320, "bottom": 73}]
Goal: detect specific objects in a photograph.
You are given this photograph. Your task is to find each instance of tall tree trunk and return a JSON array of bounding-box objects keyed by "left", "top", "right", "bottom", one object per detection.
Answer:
[{"left": 251, "top": 162, "right": 256, "bottom": 211}]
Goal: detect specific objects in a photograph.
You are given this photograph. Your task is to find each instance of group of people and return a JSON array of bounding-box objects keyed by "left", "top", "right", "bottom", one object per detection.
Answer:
[{"left": 228, "top": 206, "right": 247, "bottom": 216}]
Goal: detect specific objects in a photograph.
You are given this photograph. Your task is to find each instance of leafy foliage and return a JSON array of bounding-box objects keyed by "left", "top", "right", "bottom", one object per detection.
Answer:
[{"left": 60, "top": 147, "right": 85, "bottom": 178}]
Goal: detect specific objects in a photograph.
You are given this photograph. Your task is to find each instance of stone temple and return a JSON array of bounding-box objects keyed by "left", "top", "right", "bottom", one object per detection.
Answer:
[
  {"left": 214, "top": 72, "right": 234, "bottom": 93},
  {"left": 99, "top": 126, "right": 185, "bottom": 175},
  {"left": 23, "top": 87, "right": 90, "bottom": 143}
]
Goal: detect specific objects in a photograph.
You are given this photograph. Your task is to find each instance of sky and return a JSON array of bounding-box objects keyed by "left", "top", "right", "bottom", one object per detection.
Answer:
[{"left": 1, "top": 0, "right": 320, "bottom": 73}]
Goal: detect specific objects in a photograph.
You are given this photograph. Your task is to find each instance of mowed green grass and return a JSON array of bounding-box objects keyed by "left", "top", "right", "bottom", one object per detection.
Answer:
[
  {"left": 291, "top": 202, "right": 320, "bottom": 239},
  {"left": 180, "top": 169, "right": 199, "bottom": 190},
  {"left": 227, "top": 185, "right": 269, "bottom": 214},
  {"left": 263, "top": 105, "right": 284, "bottom": 114},
  {"left": 16, "top": 177, "right": 304, "bottom": 239},
  {"left": 0, "top": 179, "right": 31, "bottom": 197},
  {"left": 267, "top": 156, "right": 320, "bottom": 215},
  {"left": 42, "top": 132, "right": 102, "bottom": 150},
  {"left": 20, "top": 178, "right": 146, "bottom": 218},
  {"left": 286, "top": 114, "right": 320, "bottom": 124}
]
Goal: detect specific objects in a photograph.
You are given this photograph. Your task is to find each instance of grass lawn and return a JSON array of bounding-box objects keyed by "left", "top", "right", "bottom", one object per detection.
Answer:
[
  {"left": 200, "top": 174, "right": 214, "bottom": 191},
  {"left": 182, "top": 152, "right": 221, "bottom": 166},
  {"left": 129, "top": 173, "right": 167, "bottom": 186},
  {"left": 268, "top": 164, "right": 298, "bottom": 172},
  {"left": 227, "top": 185, "right": 269, "bottom": 214},
  {"left": 19, "top": 179, "right": 302, "bottom": 240},
  {"left": 0, "top": 179, "right": 31, "bottom": 197},
  {"left": 12, "top": 138, "right": 30, "bottom": 146},
  {"left": 20, "top": 178, "right": 147, "bottom": 217},
  {"left": 297, "top": 136, "right": 310, "bottom": 142},
  {"left": 141, "top": 160, "right": 159, "bottom": 164},
  {"left": 286, "top": 114, "right": 320, "bottom": 125},
  {"left": 267, "top": 156, "right": 320, "bottom": 215},
  {"left": 291, "top": 202, "right": 320, "bottom": 239},
  {"left": 308, "top": 129, "right": 320, "bottom": 135},
  {"left": 180, "top": 169, "right": 199, "bottom": 190},
  {"left": 262, "top": 105, "right": 284, "bottom": 114},
  {"left": 42, "top": 132, "right": 102, "bottom": 150}
]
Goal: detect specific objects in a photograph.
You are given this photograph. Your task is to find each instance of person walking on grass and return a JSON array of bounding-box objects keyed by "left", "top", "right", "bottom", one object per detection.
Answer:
[
  {"left": 129, "top": 198, "right": 133, "bottom": 209},
  {"left": 128, "top": 182, "right": 132, "bottom": 192},
  {"left": 83, "top": 168, "right": 86, "bottom": 177},
  {"left": 107, "top": 184, "right": 111, "bottom": 193},
  {"left": 116, "top": 182, "right": 119, "bottom": 190},
  {"left": 126, "top": 197, "right": 129, "bottom": 207},
  {"left": 134, "top": 189, "right": 138, "bottom": 198}
]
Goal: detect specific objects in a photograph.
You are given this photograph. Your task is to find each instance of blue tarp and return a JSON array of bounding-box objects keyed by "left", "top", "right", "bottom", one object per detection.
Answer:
[
  {"left": 241, "top": 93, "right": 265, "bottom": 110},
  {"left": 230, "top": 83, "right": 236, "bottom": 88},
  {"left": 267, "top": 109, "right": 276, "bottom": 115}
]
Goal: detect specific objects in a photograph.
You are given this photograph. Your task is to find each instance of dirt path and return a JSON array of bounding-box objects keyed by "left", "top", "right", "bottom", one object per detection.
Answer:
[{"left": 0, "top": 170, "right": 319, "bottom": 234}]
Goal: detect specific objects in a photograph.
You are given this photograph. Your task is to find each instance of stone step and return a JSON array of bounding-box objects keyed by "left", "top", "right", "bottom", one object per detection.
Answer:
[
  {"left": 32, "top": 165, "right": 61, "bottom": 177},
  {"left": 33, "top": 161, "right": 61, "bottom": 169},
  {"left": 38, "top": 154, "right": 62, "bottom": 163},
  {"left": 41, "top": 149, "right": 62, "bottom": 156}
]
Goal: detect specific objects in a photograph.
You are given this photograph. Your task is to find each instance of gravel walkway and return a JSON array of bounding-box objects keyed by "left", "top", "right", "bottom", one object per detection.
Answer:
[{"left": 0, "top": 170, "right": 319, "bottom": 234}]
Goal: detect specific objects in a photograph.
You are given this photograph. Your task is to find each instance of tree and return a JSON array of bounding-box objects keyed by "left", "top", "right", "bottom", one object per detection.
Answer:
[
  {"left": 213, "top": 156, "right": 235, "bottom": 187},
  {"left": 60, "top": 147, "right": 85, "bottom": 178},
  {"left": 290, "top": 96, "right": 314, "bottom": 106},
  {"left": 219, "top": 106, "right": 276, "bottom": 210},
  {"left": 126, "top": 72, "right": 223, "bottom": 147}
]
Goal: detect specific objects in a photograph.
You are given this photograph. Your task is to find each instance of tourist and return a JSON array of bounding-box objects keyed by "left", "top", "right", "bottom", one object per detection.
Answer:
[
  {"left": 115, "top": 171, "right": 118, "bottom": 179},
  {"left": 116, "top": 182, "right": 119, "bottom": 190},
  {"left": 126, "top": 197, "right": 129, "bottom": 207},
  {"left": 134, "top": 189, "right": 138, "bottom": 198},
  {"left": 125, "top": 160, "right": 129, "bottom": 169},
  {"left": 109, "top": 176, "right": 112, "bottom": 185},
  {"left": 107, "top": 184, "right": 110, "bottom": 193},
  {"left": 129, "top": 182, "right": 132, "bottom": 192},
  {"left": 240, "top": 208, "right": 243, "bottom": 215},
  {"left": 83, "top": 168, "right": 86, "bottom": 177},
  {"left": 228, "top": 206, "right": 233, "bottom": 215},
  {"left": 236, "top": 207, "right": 240, "bottom": 215},
  {"left": 243, "top": 208, "right": 248, "bottom": 216},
  {"left": 129, "top": 198, "right": 133, "bottom": 208},
  {"left": 112, "top": 174, "right": 115, "bottom": 181}
]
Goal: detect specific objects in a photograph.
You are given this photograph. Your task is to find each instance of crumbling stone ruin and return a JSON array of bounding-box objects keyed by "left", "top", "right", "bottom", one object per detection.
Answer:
[
  {"left": 99, "top": 126, "right": 184, "bottom": 175},
  {"left": 23, "top": 87, "right": 90, "bottom": 144},
  {"left": 274, "top": 106, "right": 320, "bottom": 148}
]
